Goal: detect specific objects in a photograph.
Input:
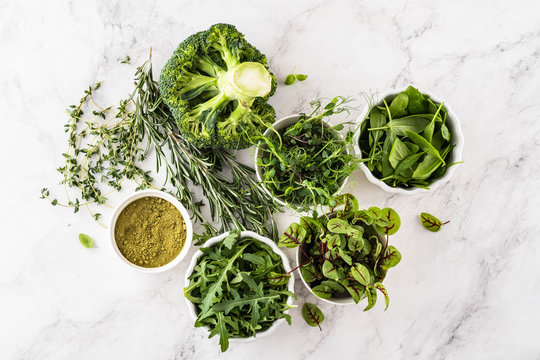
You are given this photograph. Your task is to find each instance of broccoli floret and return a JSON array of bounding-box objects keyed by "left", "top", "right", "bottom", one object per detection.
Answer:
[{"left": 159, "top": 23, "right": 277, "bottom": 149}]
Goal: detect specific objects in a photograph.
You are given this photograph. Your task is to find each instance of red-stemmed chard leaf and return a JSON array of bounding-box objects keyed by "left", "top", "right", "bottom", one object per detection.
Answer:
[{"left": 302, "top": 303, "right": 325, "bottom": 331}]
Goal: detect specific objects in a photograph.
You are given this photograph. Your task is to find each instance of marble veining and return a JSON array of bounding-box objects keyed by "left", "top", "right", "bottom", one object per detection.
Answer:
[{"left": 1, "top": 0, "right": 540, "bottom": 359}]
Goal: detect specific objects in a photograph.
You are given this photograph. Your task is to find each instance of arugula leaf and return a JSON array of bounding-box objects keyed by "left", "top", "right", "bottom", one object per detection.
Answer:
[
  {"left": 302, "top": 303, "right": 325, "bottom": 331},
  {"left": 223, "top": 230, "right": 240, "bottom": 250},
  {"left": 186, "top": 236, "right": 293, "bottom": 352}
]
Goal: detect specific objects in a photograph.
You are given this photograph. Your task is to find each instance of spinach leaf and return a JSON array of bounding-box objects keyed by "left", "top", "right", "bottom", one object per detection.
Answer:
[
  {"left": 389, "top": 137, "right": 412, "bottom": 169},
  {"left": 404, "top": 130, "right": 445, "bottom": 164},
  {"left": 389, "top": 93, "right": 408, "bottom": 118},
  {"left": 404, "top": 86, "right": 427, "bottom": 114}
]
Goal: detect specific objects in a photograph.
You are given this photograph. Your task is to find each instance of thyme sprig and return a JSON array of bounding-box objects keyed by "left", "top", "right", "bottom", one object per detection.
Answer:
[{"left": 42, "top": 53, "right": 280, "bottom": 242}]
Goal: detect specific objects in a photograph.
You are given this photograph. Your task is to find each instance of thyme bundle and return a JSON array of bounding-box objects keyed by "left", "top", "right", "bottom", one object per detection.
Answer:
[{"left": 41, "top": 53, "right": 280, "bottom": 243}]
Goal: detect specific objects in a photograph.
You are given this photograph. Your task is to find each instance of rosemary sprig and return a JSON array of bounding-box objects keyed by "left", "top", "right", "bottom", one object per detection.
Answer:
[{"left": 42, "top": 53, "right": 280, "bottom": 243}]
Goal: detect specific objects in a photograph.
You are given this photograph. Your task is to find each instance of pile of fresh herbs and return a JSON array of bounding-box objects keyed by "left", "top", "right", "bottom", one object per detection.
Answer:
[
  {"left": 256, "top": 97, "right": 359, "bottom": 211},
  {"left": 41, "top": 54, "right": 280, "bottom": 243},
  {"left": 358, "top": 86, "right": 461, "bottom": 189},
  {"left": 184, "top": 230, "right": 295, "bottom": 352},
  {"left": 278, "top": 194, "right": 401, "bottom": 310}
]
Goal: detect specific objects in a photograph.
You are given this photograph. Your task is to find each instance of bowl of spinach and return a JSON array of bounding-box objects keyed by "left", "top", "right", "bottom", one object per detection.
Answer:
[
  {"left": 184, "top": 230, "right": 295, "bottom": 352},
  {"left": 355, "top": 86, "right": 464, "bottom": 194},
  {"left": 254, "top": 97, "right": 359, "bottom": 210},
  {"left": 278, "top": 194, "right": 402, "bottom": 308}
]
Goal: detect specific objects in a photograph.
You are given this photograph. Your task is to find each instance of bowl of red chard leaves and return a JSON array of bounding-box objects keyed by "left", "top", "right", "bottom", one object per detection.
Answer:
[
  {"left": 184, "top": 230, "right": 296, "bottom": 352},
  {"left": 254, "top": 96, "right": 359, "bottom": 211},
  {"left": 278, "top": 194, "right": 402, "bottom": 308},
  {"left": 355, "top": 86, "right": 464, "bottom": 194}
]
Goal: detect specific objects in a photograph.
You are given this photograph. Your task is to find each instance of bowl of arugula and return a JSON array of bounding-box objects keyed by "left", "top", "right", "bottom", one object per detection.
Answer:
[
  {"left": 355, "top": 86, "right": 464, "bottom": 194},
  {"left": 184, "top": 230, "right": 295, "bottom": 352},
  {"left": 254, "top": 97, "right": 359, "bottom": 211}
]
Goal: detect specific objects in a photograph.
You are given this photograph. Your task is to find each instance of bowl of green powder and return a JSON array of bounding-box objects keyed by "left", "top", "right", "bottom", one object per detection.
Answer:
[{"left": 109, "top": 189, "right": 193, "bottom": 273}]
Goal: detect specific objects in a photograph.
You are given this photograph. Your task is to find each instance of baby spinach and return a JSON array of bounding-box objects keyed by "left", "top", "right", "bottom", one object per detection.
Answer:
[
  {"left": 420, "top": 212, "right": 449, "bottom": 232},
  {"left": 278, "top": 194, "right": 401, "bottom": 311},
  {"left": 257, "top": 96, "right": 359, "bottom": 210},
  {"left": 359, "top": 86, "right": 460, "bottom": 189},
  {"left": 185, "top": 231, "right": 295, "bottom": 352},
  {"left": 302, "top": 303, "right": 325, "bottom": 330}
]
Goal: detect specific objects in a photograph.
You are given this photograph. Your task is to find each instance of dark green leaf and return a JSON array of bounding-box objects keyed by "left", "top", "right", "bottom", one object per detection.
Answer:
[
  {"left": 302, "top": 303, "right": 324, "bottom": 330},
  {"left": 389, "top": 93, "right": 409, "bottom": 118},
  {"left": 404, "top": 130, "right": 445, "bottom": 164},
  {"left": 312, "top": 284, "right": 333, "bottom": 299}
]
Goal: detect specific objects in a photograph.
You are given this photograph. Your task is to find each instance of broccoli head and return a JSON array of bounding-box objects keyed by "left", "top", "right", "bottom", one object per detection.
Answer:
[{"left": 159, "top": 23, "right": 277, "bottom": 149}]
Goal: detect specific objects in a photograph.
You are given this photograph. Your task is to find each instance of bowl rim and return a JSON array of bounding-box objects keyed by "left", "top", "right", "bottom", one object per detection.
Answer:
[
  {"left": 253, "top": 114, "right": 351, "bottom": 208},
  {"left": 353, "top": 85, "right": 465, "bottom": 195},
  {"left": 184, "top": 230, "right": 295, "bottom": 343},
  {"left": 108, "top": 189, "right": 193, "bottom": 273}
]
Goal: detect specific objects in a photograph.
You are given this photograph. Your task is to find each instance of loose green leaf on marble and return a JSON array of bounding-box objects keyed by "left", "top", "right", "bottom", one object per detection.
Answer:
[
  {"left": 420, "top": 212, "right": 449, "bottom": 232},
  {"left": 79, "top": 233, "right": 94, "bottom": 248},
  {"left": 302, "top": 303, "right": 325, "bottom": 331}
]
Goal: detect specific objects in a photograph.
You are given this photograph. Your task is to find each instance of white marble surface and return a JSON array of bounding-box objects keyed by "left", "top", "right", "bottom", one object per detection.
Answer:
[{"left": 2, "top": 0, "right": 540, "bottom": 359}]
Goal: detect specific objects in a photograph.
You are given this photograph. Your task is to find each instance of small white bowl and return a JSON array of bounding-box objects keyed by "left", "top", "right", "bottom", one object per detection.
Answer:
[
  {"left": 353, "top": 86, "right": 464, "bottom": 195},
  {"left": 254, "top": 114, "right": 351, "bottom": 207},
  {"left": 109, "top": 189, "right": 193, "bottom": 273},
  {"left": 184, "top": 231, "right": 295, "bottom": 344},
  {"left": 295, "top": 221, "right": 387, "bottom": 306}
]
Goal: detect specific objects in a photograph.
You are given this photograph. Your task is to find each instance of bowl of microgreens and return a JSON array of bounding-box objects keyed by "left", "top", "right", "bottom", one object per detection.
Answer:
[
  {"left": 355, "top": 86, "right": 464, "bottom": 194},
  {"left": 254, "top": 96, "right": 359, "bottom": 211},
  {"left": 278, "top": 194, "right": 402, "bottom": 308},
  {"left": 184, "top": 230, "right": 296, "bottom": 352}
]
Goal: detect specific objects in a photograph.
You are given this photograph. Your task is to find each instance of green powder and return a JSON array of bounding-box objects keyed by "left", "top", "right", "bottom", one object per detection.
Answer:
[{"left": 114, "top": 196, "right": 187, "bottom": 268}]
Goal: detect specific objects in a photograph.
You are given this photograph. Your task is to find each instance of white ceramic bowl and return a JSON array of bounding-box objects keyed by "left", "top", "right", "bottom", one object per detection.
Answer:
[
  {"left": 353, "top": 86, "right": 464, "bottom": 195},
  {"left": 184, "top": 231, "right": 295, "bottom": 344},
  {"left": 109, "top": 189, "right": 193, "bottom": 273},
  {"left": 295, "top": 221, "right": 387, "bottom": 306},
  {"left": 254, "top": 114, "right": 351, "bottom": 207}
]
